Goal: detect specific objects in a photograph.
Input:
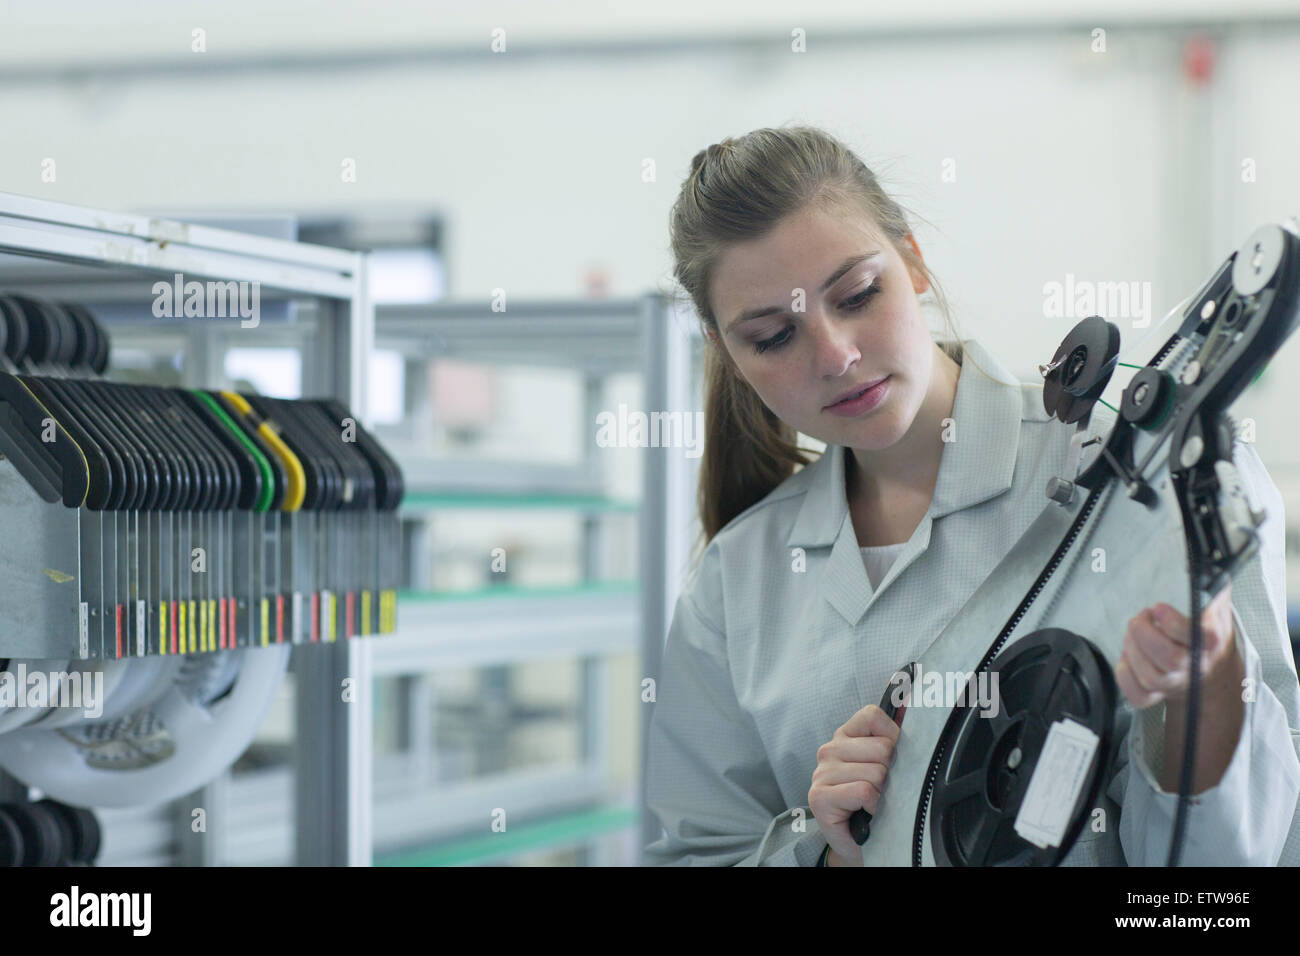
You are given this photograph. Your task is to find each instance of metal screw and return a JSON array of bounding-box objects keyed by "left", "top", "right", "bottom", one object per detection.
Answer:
[
  {"left": 1182, "top": 360, "right": 1201, "bottom": 386},
  {"left": 1007, "top": 747, "right": 1022, "bottom": 770},
  {"left": 1181, "top": 435, "right": 1204, "bottom": 468}
]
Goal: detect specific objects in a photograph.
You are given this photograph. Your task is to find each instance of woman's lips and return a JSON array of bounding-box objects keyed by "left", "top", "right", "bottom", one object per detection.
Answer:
[{"left": 824, "top": 376, "right": 890, "bottom": 416}]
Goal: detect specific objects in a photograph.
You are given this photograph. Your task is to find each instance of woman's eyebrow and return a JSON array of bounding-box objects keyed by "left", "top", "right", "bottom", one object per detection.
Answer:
[{"left": 726, "top": 250, "right": 881, "bottom": 333}]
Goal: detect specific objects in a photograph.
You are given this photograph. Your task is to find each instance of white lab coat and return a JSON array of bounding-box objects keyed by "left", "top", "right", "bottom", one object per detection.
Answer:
[{"left": 644, "top": 337, "right": 1300, "bottom": 865}]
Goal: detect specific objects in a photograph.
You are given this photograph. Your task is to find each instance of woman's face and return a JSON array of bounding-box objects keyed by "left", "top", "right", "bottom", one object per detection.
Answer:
[{"left": 709, "top": 204, "right": 936, "bottom": 454}]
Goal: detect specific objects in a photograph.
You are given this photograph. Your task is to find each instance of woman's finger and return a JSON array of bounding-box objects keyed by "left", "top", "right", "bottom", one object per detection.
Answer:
[
  {"left": 812, "top": 760, "right": 888, "bottom": 790},
  {"left": 1132, "top": 608, "right": 1187, "bottom": 673},
  {"left": 1115, "top": 656, "right": 1160, "bottom": 709},
  {"left": 814, "top": 778, "right": 883, "bottom": 817}
]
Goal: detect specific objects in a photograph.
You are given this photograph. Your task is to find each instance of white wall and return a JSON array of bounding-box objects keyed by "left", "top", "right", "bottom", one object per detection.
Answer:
[
  {"left": 2, "top": 8, "right": 1298, "bottom": 583},
  {"left": 3, "top": 19, "right": 1297, "bottom": 358},
  {"left": 2, "top": 0, "right": 1298, "bottom": 68}
]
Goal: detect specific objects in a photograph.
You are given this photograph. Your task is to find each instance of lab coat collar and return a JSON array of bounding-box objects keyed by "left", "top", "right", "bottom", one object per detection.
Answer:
[{"left": 784, "top": 337, "right": 1025, "bottom": 626}]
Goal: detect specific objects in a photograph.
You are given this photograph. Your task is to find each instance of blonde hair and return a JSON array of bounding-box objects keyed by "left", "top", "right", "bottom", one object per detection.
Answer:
[{"left": 667, "top": 124, "right": 999, "bottom": 567}]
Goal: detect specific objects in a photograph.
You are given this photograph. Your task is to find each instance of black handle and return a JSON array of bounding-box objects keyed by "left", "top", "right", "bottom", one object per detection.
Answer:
[
  {"left": 0, "top": 372, "right": 88, "bottom": 507},
  {"left": 848, "top": 663, "right": 915, "bottom": 847}
]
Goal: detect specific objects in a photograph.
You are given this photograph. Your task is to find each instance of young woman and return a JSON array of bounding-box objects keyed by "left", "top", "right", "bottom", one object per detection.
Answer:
[{"left": 643, "top": 125, "right": 1300, "bottom": 866}]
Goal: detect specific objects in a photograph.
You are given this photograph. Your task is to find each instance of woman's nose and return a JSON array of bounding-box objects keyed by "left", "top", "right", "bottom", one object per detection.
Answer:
[{"left": 808, "top": 311, "right": 860, "bottom": 378}]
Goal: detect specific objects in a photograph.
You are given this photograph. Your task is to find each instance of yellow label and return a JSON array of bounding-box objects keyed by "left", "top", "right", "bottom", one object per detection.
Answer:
[
  {"left": 260, "top": 598, "right": 270, "bottom": 647},
  {"left": 199, "top": 601, "right": 207, "bottom": 653},
  {"left": 179, "top": 602, "right": 187, "bottom": 655},
  {"left": 379, "top": 590, "right": 397, "bottom": 633},
  {"left": 160, "top": 603, "right": 168, "bottom": 654},
  {"left": 361, "top": 591, "right": 372, "bottom": 637},
  {"left": 327, "top": 593, "right": 337, "bottom": 643},
  {"left": 209, "top": 599, "right": 217, "bottom": 651}
]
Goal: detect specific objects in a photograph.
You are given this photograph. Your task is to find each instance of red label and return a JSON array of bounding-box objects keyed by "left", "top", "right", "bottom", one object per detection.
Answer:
[
  {"left": 311, "top": 592, "right": 320, "bottom": 642},
  {"left": 276, "top": 594, "right": 285, "bottom": 643}
]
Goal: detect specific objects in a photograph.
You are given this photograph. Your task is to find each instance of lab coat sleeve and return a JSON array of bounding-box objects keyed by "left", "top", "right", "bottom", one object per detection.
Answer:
[
  {"left": 1118, "top": 441, "right": 1300, "bottom": 866},
  {"left": 643, "top": 585, "right": 828, "bottom": 866}
]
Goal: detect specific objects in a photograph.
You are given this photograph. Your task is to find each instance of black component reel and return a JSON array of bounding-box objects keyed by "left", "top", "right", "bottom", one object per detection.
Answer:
[
  {"left": 0, "top": 806, "right": 22, "bottom": 866},
  {"left": 929, "top": 628, "right": 1118, "bottom": 866},
  {"left": 35, "top": 799, "right": 101, "bottom": 865},
  {"left": 1041, "top": 315, "right": 1121, "bottom": 424},
  {"left": 0, "top": 800, "right": 102, "bottom": 866},
  {"left": 5, "top": 801, "right": 64, "bottom": 866}
]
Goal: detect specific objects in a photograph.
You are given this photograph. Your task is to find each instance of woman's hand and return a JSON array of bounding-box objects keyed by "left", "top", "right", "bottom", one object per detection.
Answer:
[
  {"left": 1115, "top": 584, "right": 1239, "bottom": 710},
  {"left": 808, "top": 704, "right": 899, "bottom": 867}
]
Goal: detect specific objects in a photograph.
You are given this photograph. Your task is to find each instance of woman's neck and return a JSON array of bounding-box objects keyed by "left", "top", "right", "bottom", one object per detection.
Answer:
[{"left": 846, "top": 340, "right": 961, "bottom": 501}]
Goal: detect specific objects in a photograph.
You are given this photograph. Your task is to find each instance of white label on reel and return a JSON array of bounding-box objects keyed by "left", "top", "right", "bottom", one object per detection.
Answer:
[
  {"left": 78, "top": 602, "right": 89, "bottom": 658},
  {"left": 137, "top": 600, "right": 146, "bottom": 657},
  {"left": 1013, "top": 717, "right": 1100, "bottom": 849}
]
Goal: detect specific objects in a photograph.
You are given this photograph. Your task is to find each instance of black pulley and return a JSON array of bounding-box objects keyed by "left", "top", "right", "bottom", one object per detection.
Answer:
[
  {"left": 1041, "top": 316, "right": 1121, "bottom": 424},
  {"left": 929, "top": 628, "right": 1117, "bottom": 866},
  {"left": 1120, "top": 366, "right": 1176, "bottom": 431}
]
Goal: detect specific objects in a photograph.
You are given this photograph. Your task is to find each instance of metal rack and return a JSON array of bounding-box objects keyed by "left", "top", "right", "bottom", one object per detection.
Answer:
[
  {"left": 0, "top": 191, "right": 374, "bottom": 865},
  {"left": 0, "top": 192, "right": 702, "bottom": 865},
  {"left": 371, "top": 295, "right": 700, "bottom": 863}
]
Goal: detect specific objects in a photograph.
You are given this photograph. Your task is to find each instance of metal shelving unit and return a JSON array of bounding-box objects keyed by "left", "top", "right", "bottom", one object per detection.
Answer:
[
  {"left": 0, "top": 191, "right": 375, "bottom": 866},
  {"left": 0, "top": 192, "right": 702, "bottom": 866},
  {"left": 370, "top": 294, "right": 701, "bottom": 864}
]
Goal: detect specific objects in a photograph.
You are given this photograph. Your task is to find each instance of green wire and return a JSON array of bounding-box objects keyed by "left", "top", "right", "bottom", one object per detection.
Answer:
[
  {"left": 190, "top": 389, "right": 274, "bottom": 512},
  {"left": 1098, "top": 398, "right": 1118, "bottom": 413}
]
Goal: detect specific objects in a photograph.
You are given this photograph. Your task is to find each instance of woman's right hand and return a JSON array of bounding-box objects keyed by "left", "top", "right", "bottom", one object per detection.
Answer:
[{"left": 808, "top": 704, "right": 900, "bottom": 867}]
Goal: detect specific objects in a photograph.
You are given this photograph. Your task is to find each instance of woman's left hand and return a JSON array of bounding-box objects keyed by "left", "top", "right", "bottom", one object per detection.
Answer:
[{"left": 1115, "top": 584, "right": 1240, "bottom": 710}]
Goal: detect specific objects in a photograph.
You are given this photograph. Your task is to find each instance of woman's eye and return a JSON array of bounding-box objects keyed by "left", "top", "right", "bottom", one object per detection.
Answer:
[
  {"left": 752, "top": 284, "right": 881, "bottom": 355},
  {"left": 754, "top": 327, "right": 792, "bottom": 354},
  {"left": 843, "top": 284, "right": 881, "bottom": 311}
]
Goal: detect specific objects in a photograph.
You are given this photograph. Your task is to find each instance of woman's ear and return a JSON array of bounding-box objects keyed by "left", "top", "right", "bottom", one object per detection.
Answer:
[{"left": 904, "top": 234, "right": 931, "bottom": 296}]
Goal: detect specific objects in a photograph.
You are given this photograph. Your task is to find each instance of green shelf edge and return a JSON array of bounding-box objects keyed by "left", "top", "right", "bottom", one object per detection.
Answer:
[{"left": 375, "top": 804, "right": 638, "bottom": 866}]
